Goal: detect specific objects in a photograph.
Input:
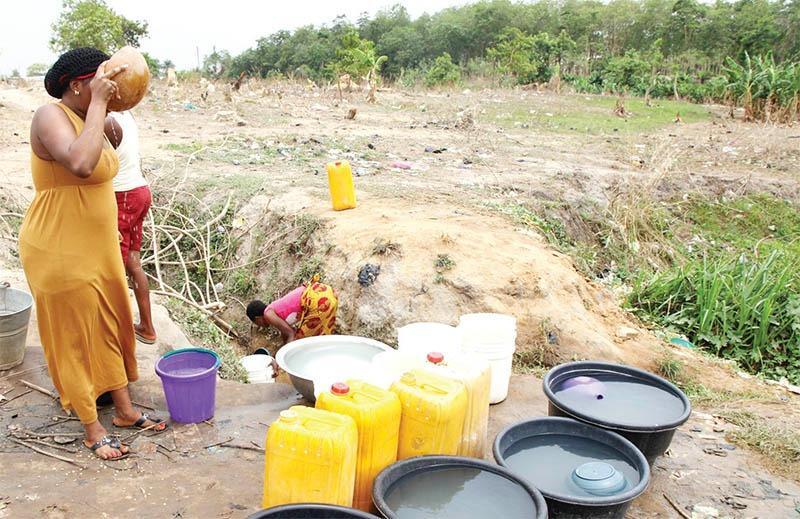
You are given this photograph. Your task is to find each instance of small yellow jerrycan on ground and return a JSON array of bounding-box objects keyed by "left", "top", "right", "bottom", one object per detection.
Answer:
[
  {"left": 326, "top": 160, "right": 357, "bottom": 211},
  {"left": 390, "top": 369, "right": 467, "bottom": 460},
  {"left": 316, "top": 381, "right": 401, "bottom": 512},
  {"left": 262, "top": 405, "right": 357, "bottom": 508}
]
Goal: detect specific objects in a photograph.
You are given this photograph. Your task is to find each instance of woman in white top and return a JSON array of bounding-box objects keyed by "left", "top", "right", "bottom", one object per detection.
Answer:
[{"left": 105, "top": 111, "right": 156, "bottom": 344}]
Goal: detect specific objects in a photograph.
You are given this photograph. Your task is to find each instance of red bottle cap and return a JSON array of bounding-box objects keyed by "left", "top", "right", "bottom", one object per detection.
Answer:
[
  {"left": 331, "top": 382, "right": 350, "bottom": 395},
  {"left": 427, "top": 352, "right": 444, "bottom": 364}
]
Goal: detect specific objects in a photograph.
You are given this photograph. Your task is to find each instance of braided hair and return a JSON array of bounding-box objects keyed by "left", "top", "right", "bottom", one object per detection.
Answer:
[{"left": 44, "top": 47, "right": 110, "bottom": 98}]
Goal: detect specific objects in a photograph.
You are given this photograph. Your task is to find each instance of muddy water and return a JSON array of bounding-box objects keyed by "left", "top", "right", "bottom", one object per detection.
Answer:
[
  {"left": 554, "top": 374, "right": 686, "bottom": 428},
  {"left": 504, "top": 434, "right": 640, "bottom": 498},
  {"left": 385, "top": 467, "right": 536, "bottom": 518}
]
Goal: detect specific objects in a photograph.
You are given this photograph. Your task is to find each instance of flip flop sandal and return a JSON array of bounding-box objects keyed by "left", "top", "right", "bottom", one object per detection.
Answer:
[
  {"left": 135, "top": 331, "right": 156, "bottom": 345},
  {"left": 116, "top": 412, "right": 168, "bottom": 431},
  {"left": 86, "top": 436, "right": 128, "bottom": 460}
]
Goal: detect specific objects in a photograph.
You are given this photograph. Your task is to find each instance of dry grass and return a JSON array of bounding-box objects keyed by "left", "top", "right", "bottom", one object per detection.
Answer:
[{"left": 718, "top": 410, "right": 800, "bottom": 479}]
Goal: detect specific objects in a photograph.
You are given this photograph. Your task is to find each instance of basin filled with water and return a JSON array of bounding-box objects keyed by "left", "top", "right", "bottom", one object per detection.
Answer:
[
  {"left": 248, "top": 504, "right": 380, "bottom": 518},
  {"left": 373, "top": 456, "right": 547, "bottom": 519},
  {"left": 543, "top": 361, "right": 691, "bottom": 463},
  {"left": 494, "top": 417, "right": 649, "bottom": 518},
  {"left": 275, "top": 335, "right": 393, "bottom": 402}
]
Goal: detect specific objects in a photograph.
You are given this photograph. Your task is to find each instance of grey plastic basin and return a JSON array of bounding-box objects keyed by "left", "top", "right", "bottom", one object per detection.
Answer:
[{"left": 494, "top": 417, "right": 650, "bottom": 519}]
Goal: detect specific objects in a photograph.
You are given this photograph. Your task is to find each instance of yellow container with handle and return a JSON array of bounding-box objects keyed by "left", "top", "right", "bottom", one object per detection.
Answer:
[
  {"left": 262, "top": 405, "right": 357, "bottom": 508},
  {"left": 423, "top": 351, "right": 492, "bottom": 458},
  {"left": 316, "top": 380, "right": 401, "bottom": 512},
  {"left": 326, "top": 160, "right": 357, "bottom": 211},
  {"left": 390, "top": 369, "right": 467, "bottom": 460}
]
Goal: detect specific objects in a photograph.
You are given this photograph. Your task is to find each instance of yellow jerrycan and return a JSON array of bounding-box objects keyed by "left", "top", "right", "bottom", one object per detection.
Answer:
[
  {"left": 423, "top": 351, "right": 492, "bottom": 458},
  {"left": 390, "top": 369, "right": 467, "bottom": 460},
  {"left": 262, "top": 405, "right": 357, "bottom": 508},
  {"left": 316, "top": 381, "right": 401, "bottom": 512},
  {"left": 326, "top": 160, "right": 357, "bottom": 211}
]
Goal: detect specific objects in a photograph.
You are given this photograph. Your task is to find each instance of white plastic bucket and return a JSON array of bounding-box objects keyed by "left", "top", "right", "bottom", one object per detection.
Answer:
[
  {"left": 457, "top": 313, "right": 516, "bottom": 404},
  {"left": 397, "top": 322, "right": 460, "bottom": 357},
  {"left": 240, "top": 354, "right": 275, "bottom": 384}
]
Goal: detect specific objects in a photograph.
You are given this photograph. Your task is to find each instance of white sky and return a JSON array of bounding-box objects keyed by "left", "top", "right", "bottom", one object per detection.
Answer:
[{"left": 0, "top": 0, "right": 473, "bottom": 75}]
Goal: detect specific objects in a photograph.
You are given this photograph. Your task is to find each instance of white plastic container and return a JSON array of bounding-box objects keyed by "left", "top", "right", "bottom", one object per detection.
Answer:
[
  {"left": 458, "top": 313, "right": 516, "bottom": 404},
  {"left": 397, "top": 322, "right": 460, "bottom": 357},
  {"left": 240, "top": 354, "right": 275, "bottom": 384}
]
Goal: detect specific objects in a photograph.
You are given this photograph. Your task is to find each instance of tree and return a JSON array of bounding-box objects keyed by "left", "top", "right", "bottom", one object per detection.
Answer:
[
  {"left": 26, "top": 63, "right": 49, "bottom": 76},
  {"left": 141, "top": 52, "right": 161, "bottom": 77},
  {"left": 50, "top": 0, "right": 148, "bottom": 54},
  {"left": 334, "top": 30, "right": 385, "bottom": 81},
  {"left": 487, "top": 28, "right": 554, "bottom": 84}
]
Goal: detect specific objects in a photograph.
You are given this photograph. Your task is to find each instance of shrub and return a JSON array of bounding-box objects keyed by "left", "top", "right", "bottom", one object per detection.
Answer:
[{"left": 425, "top": 53, "right": 461, "bottom": 87}]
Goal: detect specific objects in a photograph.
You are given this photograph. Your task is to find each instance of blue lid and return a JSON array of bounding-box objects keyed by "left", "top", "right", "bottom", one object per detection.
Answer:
[{"left": 572, "top": 462, "right": 627, "bottom": 496}]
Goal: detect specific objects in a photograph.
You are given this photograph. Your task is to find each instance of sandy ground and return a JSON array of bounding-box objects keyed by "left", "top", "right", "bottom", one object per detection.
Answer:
[
  {"left": 2, "top": 295, "right": 799, "bottom": 518},
  {"left": 1, "top": 78, "right": 800, "bottom": 517}
]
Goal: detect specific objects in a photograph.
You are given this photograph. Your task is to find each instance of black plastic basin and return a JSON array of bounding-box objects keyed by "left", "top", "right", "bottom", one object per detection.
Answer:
[
  {"left": 494, "top": 417, "right": 650, "bottom": 518},
  {"left": 373, "top": 456, "right": 547, "bottom": 519},
  {"left": 248, "top": 504, "right": 380, "bottom": 518},
  {"left": 543, "top": 361, "right": 691, "bottom": 464}
]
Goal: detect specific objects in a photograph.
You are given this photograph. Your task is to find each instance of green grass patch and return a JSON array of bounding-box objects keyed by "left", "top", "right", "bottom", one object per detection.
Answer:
[
  {"left": 483, "top": 94, "right": 711, "bottom": 135},
  {"left": 165, "top": 300, "right": 248, "bottom": 383},
  {"left": 628, "top": 194, "right": 800, "bottom": 384},
  {"left": 162, "top": 136, "right": 279, "bottom": 166}
]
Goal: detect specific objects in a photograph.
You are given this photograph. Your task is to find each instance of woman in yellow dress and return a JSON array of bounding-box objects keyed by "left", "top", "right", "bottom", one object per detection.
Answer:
[{"left": 18, "top": 48, "right": 166, "bottom": 460}]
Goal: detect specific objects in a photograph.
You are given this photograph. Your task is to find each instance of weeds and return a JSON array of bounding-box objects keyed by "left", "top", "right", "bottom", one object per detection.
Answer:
[
  {"left": 655, "top": 353, "right": 767, "bottom": 406},
  {"left": 163, "top": 136, "right": 278, "bottom": 166},
  {"left": 489, "top": 202, "right": 571, "bottom": 248},
  {"left": 656, "top": 354, "right": 684, "bottom": 382},
  {"left": 434, "top": 254, "right": 456, "bottom": 273},
  {"left": 372, "top": 238, "right": 402, "bottom": 257},
  {"left": 718, "top": 410, "right": 800, "bottom": 477},
  {"left": 631, "top": 251, "right": 800, "bottom": 383}
]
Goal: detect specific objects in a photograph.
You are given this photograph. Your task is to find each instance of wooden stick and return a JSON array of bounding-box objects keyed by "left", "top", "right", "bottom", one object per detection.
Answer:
[
  {"left": 132, "top": 400, "right": 156, "bottom": 411},
  {"left": 15, "top": 429, "right": 84, "bottom": 438},
  {"left": 20, "top": 380, "right": 58, "bottom": 400},
  {"left": 0, "top": 389, "right": 32, "bottom": 406},
  {"left": 220, "top": 443, "right": 265, "bottom": 453},
  {"left": 119, "top": 421, "right": 166, "bottom": 443},
  {"left": 204, "top": 438, "right": 232, "bottom": 449},
  {"left": 663, "top": 493, "right": 691, "bottom": 519},
  {"left": 0, "top": 364, "right": 46, "bottom": 382},
  {"left": 9, "top": 437, "right": 86, "bottom": 469},
  {"left": 22, "top": 438, "right": 79, "bottom": 454}
]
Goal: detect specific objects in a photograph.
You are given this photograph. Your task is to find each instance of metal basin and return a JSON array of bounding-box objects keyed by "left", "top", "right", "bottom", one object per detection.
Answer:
[
  {"left": 0, "top": 282, "right": 33, "bottom": 370},
  {"left": 275, "top": 335, "right": 393, "bottom": 402}
]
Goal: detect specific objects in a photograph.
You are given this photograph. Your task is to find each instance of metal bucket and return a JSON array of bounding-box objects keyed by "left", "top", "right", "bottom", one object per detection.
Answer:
[{"left": 0, "top": 282, "right": 33, "bottom": 370}]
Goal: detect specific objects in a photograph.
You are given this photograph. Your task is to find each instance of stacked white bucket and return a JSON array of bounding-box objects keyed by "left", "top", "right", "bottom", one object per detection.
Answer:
[
  {"left": 458, "top": 313, "right": 516, "bottom": 404},
  {"left": 396, "top": 315, "right": 516, "bottom": 404},
  {"left": 240, "top": 354, "right": 275, "bottom": 384}
]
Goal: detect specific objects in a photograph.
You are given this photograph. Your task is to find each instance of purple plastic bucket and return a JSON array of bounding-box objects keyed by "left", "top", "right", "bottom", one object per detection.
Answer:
[{"left": 155, "top": 348, "right": 220, "bottom": 423}]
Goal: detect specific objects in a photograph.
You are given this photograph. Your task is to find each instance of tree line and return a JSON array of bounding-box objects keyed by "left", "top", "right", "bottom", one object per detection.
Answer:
[{"left": 43, "top": 0, "right": 800, "bottom": 121}]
